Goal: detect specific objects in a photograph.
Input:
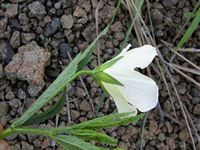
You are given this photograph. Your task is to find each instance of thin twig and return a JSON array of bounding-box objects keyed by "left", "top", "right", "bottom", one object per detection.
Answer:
[
  {"left": 146, "top": 0, "right": 155, "bottom": 41},
  {"left": 183, "top": 105, "right": 200, "bottom": 144},
  {"left": 156, "top": 59, "right": 178, "bottom": 119},
  {"left": 95, "top": 2, "right": 101, "bottom": 66},
  {"left": 169, "top": 63, "right": 200, "bottom": 76},
  {"left": 163, "top": 112, "right": 183, "bottom": 126},
  {"left": 167, "top": 63, "right": 200, "bottom": 87},
  {"left": 177, "top": 48, "right": 200, "bottom": 52},
  {"left": 169, "top": 48, "right": 200, "bottom": 71},
  {"left": 66, "top": 86, "right": 71, "bottom": 124},
  {"left": 140, "top": 112, "right": 148, "bottom": 150}
]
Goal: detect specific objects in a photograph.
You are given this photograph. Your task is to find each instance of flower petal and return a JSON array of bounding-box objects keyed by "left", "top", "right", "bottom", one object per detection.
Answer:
[
  {"left": 102, "top": 82, "right": 137, "bottom": 114},
  {"left": 104, "top": 68, "right": 158, "bottom": 112},
  {"left": 108, "top": 45, "right": 157, "bottom": 70}
]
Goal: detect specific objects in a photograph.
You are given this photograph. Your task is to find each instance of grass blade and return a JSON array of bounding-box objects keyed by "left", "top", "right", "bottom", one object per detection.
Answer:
[
  {"left": 71, "top": 129, "right": 117, "bottom": 145},
  {"left": 176, "top": 8, "right": 200, "bottom": 49},
  {"left": 54, "top": 135, "right": 106, "bottom": 150},
  {"left": 22, "top": 89, "right": 67, "bottom": 125},
  {"left": 52, "top": 113, "right": 144, "bottom": 132}
]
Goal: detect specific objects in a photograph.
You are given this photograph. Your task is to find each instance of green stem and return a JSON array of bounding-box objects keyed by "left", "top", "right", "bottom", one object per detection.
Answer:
[
  {"left": 0, "top": 127, "right": 56, "bottom": 140},
  {"left": 72, "top": 70, "right": 95, "bottom": 80}
]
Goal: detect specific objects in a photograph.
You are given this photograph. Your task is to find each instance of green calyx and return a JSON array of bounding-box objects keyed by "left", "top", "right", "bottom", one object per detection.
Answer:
[
  {"left": 95, "top": 56, "right": 123, "bottom": 72},
  {"left": 94, "top": 71, "right": 123, "bottom": 86}
]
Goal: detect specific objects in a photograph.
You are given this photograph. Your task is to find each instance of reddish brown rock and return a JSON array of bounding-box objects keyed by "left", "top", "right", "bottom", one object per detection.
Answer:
[{"left": 4, "top": 41, "right": 50, "bottom": 85}]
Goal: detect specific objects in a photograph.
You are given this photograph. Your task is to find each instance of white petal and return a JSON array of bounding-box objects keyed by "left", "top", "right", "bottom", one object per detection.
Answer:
[
  {"left": 104, "top": 68, "right": 158, "bottom": 112},
  {"left": 108, "top": 45, "right": 157, "bottom": 71},
  {"left": 102, "top": 82, "right": 137, "bottom": 115}
]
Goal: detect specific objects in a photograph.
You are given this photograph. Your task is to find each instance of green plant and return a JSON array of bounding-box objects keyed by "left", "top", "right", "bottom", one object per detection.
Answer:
[
  {"left": 0, "top": 1, "right": 161, "bottom": 149},
  {"left": 0, "top": 1, "right": 146, "bottom": 149},
  {"left": 0, "top": 23, "right": 145, "bottom": 149},
  {"left": 176, "top": 8, "right": 200, "bottom": 49}
]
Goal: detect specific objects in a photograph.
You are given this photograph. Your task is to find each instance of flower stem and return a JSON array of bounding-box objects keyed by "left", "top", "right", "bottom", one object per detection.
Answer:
[
  {"left": 72, "top": 70, "right": 95, "bottom": 80},
  {"left": 0, "top": 127, "right": 57, "bottom": 140}
]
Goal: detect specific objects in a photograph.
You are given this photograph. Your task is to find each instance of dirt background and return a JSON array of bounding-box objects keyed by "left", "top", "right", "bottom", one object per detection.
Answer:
[{"left": 0, "top": 0, "right": 200, "bottom": 149}]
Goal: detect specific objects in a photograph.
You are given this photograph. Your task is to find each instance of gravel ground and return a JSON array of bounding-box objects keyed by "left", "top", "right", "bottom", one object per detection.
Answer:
[{"left": 0, "top": 0, "right": 200, "bottom": 149}]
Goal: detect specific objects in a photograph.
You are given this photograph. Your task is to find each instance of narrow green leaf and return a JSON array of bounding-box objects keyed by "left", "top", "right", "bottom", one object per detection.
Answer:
[
  {"left": 71, "top": 129, "right": 117, "bottom": 145},
  {"left": 57, "top": 113, "right": 144, "bottom": 131},
  {"left": 22, "top": 89, "right": 66, "bottom": 125},
  {"left": 95, "top": 56, "right": 123, "bottom": 71},
  {"left": 176, "top": 8, "right": 200, "bottom": 49},
  {"left": 54, "top": 135, "right": 106, "bottom": 150},
  {"left": 56, "top": 140, "right": 83, "bottom": 150},
  {"left": 13, "top": 53, "right": 82, "bottom": 127},
  {"left": 77, "top": 0, "right": 122, "bottom": 70},
  {"left": 95, "top": 71, "right": 123, "bottom": 86}
]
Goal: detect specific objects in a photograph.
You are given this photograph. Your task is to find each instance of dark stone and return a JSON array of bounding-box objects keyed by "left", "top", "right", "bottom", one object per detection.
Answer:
[
  {"left": 44, "top": 18, "right": 60, "bottom": 36},
  {"left": 58, "top": 43, "right": 72, "bottom": 58},
  {"left": 56, "top": 9, "right": 64, "bottom": 17},
  {"left": 5, "top": 41, "right": 14, "bottom": 64},
  {"left": 0, "top": 40, "right": 14, "bottom": 64},
  {"left": 10, "top": 19, "right": 21, "bottom": 30},
  {"left": 54, "top": 32, "right": 64, "bottom": 39}
]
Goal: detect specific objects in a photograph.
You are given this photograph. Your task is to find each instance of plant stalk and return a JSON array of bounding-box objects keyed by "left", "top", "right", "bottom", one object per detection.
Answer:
[{"left": 0, "top": 127, "right": 54, "bottom": 140}]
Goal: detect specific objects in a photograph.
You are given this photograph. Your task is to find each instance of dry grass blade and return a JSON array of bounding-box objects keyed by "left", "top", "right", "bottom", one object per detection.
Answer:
[
  {"left": 95, "top": 2, "right": 100, "bottom": 66},
  {"left": 167, "top": 63, "right": 200, "bottom": 87},
  {"left": 121, "top": 0, "right": 143, "bottom": 45},
  {"left": 163, "top": 112, "right": 183, "bottom": 126},
  {"left": 161, "top": 40, "right": 200, "bottom": 71},
  {"left": 169, "top": 63, "right": 200, "bottom": 76},
  {"left": 140, "top": 112, "right": 148, "bottom": 150},
  {"left": 177, "top": 48, "right": 200, "bottom": 52},
  {"left": 156, "top": 59, "right": 178, "bottom": 119},
  {"left": 183, "top": 105, "right": 200, "bottom": 143},
  {"left": 146, "top": 0, "right": 155, "bottom": 41},
  {"left": 66, "top": 87, "right": 71, "bottom": 123},
  {"left": 169, "top": 47, "right": 200, "bottom": 71}
]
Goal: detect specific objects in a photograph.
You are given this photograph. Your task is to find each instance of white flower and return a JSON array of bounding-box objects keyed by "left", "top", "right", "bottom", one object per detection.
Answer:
[{"left": 96, "top": 44, "right": 158, "bottom": 115}]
